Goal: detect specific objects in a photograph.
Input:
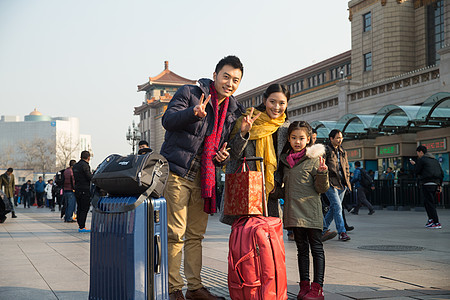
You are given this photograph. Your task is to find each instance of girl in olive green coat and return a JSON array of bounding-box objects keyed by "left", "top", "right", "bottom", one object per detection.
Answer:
[{"left": 280, "top": 121, "right": 329, "bottom": 300}]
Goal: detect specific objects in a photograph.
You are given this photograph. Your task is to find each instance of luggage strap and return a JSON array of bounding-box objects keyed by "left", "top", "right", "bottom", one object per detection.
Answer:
[{"left": 91, "top": 162, "right": 163, "bottom": 214}]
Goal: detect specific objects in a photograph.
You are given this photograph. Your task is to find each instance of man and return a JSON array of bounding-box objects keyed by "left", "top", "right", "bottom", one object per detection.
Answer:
[
  {"left": 137, "top": 140, "right": 152, "bottom": 155},
  {"left": 350, "top": 161, "right": 375, "bottom": 215},
  {"left": 73, "top": 151, "right": 93, "bottom": 233},
  {"left": 20, "top": 180, "right": 34, "bottom": 208},
  {"left": 411, "top": 145, "right": 444, "bottom": 229},
  {"left": 385, "top": 167, "right": 395, "bottom": 180},
  {"left": 322, "top": 129, "right": 352, "bottom": 242},
  {"left": 62, "top": 160, "right": 77, "bottom": 222},
  {"left": 0, "top": 168, "right": 17, "bottom": 218},
  {"left": 161, "top": 55, "right": 245, "bottom": 300},
  {"left": 35, "top": 176, "right": 46, "bottom": 208},
  {"left": 311, "top": 128, "right": 318, "bottom": 145}
]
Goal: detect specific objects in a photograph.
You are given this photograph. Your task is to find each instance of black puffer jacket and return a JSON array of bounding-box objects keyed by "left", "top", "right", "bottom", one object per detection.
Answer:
[
  {"left": 73, "top": 159, "right": 93, "bottom": 192},
  {"left": 160, "top": 78, "right": 245, "bottom": 177},
  {"left": 414, "top": 153, "right": 444, "bottom": 185}
]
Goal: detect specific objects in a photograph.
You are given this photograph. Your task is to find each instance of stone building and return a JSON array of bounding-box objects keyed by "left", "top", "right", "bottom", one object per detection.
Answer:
[
  {"left": 134, "top": 61, "right": 196, "bottom": 152},
  {"left": 133, "top": 0, "right": 449, "bottom": 182},
  {"left": 235, "top": 0, "right": 450, "bottom": 181}
]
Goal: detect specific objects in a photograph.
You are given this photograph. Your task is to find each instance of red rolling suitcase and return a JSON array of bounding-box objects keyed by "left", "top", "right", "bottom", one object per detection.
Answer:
[{"left": 227, "top": 157, "right": 287, "bottom": 300}]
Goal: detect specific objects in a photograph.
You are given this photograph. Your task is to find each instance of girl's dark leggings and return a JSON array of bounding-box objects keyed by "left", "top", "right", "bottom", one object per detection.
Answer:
[{"left": 293, "top": 227, "right": 325, "bottom": 285}]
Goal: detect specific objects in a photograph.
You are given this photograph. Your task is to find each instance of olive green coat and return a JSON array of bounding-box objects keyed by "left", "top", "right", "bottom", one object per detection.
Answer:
[
  {"left": 0, "top": 172, "right": 15, "bottom": 198},
  {"left": 281, "top": 144, "right": 329, "bottom": 230}
]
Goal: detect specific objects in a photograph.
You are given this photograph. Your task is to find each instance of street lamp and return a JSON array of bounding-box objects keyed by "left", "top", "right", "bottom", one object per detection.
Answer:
[{"left": 126, "top": 120, "right": 141, "bottom": 154}]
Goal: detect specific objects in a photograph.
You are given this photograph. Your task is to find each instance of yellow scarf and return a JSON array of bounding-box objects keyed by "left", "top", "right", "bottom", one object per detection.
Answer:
[{"left": 231, "top": 108, "right": 286, "bottom": 200}]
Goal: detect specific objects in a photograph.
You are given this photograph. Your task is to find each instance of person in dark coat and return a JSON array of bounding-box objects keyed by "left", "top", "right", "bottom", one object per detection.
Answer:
[
  {"left": 20, "top": 180, "right": 34, "bottom": 208},
  {"left": 410, "top": 145, "right": 444, "bottom": 229},
  {"left": 322, "top": 129, "right": 352, "bottom": 242},
  {"left": 72, "top": 151, "right": 93, "bottom": 233},
  {"left": 160, "top": 56, "right": 245, "bottom": 300},
  {"left": 137, "top": 140, "right": 152, "bottom": 155}
]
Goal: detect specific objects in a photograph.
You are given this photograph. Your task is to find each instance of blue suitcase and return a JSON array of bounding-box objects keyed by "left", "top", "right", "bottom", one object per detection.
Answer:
[{"left": 89, "top": 192, "right": 168, "bottom": 300}]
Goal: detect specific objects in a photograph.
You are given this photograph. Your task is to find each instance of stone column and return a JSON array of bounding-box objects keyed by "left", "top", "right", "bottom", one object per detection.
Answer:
[
  {"left": 438, "top": 45, "right": 450, "bottom": 93},
  {"left": 337, "top": 79, "right": 350, "bottom": 119}
]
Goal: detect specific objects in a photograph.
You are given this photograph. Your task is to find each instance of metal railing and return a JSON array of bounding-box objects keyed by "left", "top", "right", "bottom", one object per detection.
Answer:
[{"left": 367, "top": 179, "right": 448, "bottom": 210}]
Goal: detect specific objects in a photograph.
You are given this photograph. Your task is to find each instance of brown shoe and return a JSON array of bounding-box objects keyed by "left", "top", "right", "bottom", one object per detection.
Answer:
[
  {"left": 169, "top": 290, "right": 185, "bottom": 300},
  {"left": 321, "top": 229, "right": 337, "bottom": 242},
  {"left": 185, "top": 287, "right": 225, "bottom": 300}
]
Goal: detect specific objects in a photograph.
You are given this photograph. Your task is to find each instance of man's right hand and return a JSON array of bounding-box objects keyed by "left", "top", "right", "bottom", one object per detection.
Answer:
[{"left": 193, "top": 93, "right": 211, "bottom": 118}]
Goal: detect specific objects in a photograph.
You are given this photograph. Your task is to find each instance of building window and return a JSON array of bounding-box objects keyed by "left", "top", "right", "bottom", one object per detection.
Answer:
[
  {"left": 364, "top": 52, "right": 372, "bottom": 71},
  {"left": 363, "top": 12, "right": 372, "bottom": 32},
  {"left": 427, "top": 0, "right": 444, "bottom": 65}
]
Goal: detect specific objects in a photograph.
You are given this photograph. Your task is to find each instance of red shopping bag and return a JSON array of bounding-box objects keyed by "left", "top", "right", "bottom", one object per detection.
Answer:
[{"left": 223, "top": 159, "right": 263, "bottom": 216}]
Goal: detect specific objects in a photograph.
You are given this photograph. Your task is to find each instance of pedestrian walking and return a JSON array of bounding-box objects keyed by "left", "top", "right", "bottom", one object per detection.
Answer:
[
  {"left": 44, "top": 179, "right": 55, "bottom": 211},
  {"left": 0, "top": 168, "right": 17, "bottom": 218},
  {"left": 160, "top": 55, "right": 245, "bottom": 300},
  {"left": 322, "top": 129, "right": 352, "bottom": 242},
  {"left": 20, "top": 180, "right": 33, "bottom": 208},
  {"left": 35, "top": 176, "right": 46, "bottom": 208},
  {"left": 73, "top": 151, "right": 93, "bottom": 233},
  {"left": 279, "top": 121, "right": 329, "bottom": 300},
  {"left": 62, "top": 160, "right": 77, "bottom": 223},
  {"left": 350, "top": 161, "right": 375, "bottom": 215},
  {"left": 410, "top": 145, "right": 444, "bottom": 229}
]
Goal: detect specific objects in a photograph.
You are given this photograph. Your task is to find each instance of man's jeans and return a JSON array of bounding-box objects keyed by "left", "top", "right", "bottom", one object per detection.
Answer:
[
  {"left": 63, "top": 191, "right": 76, "bottom": 222},
  {"left": 323, "top": 186, "right": 347, "bottom": 234}
]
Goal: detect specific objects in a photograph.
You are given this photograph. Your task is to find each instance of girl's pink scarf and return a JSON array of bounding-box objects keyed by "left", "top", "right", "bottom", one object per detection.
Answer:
[{"left": 286, "top": 148, "right": 306, "bottom": 168}]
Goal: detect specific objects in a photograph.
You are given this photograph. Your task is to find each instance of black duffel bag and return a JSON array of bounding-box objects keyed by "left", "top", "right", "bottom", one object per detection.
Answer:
[{"left": 92, "top": 152, "right": 169, "bottom": 197}]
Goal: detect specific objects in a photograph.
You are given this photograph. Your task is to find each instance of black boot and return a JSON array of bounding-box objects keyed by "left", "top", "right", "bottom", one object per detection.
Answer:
[{"left": 12, "top": 212, "right": 17, "bottom": 218}]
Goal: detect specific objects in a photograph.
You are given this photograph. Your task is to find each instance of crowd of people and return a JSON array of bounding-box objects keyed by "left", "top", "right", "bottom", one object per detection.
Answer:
[{"left": 0, "top": 151, "right": 93, "bottom": 232}]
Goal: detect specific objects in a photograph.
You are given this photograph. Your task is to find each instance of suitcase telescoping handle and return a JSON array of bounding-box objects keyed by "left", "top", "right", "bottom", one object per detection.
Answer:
[{"left": 240, "top": 157, "right": 268, "bottom": 217}]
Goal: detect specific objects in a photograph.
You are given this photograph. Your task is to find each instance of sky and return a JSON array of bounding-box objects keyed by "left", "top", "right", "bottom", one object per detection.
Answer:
[{"left": 0, "top": 0, "right": 351, "bottom": 168}]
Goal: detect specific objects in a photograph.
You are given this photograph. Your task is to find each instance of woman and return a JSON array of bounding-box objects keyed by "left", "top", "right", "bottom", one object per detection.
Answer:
[{"left": 221, "top": 83, "right": 290, "bottom": 225}]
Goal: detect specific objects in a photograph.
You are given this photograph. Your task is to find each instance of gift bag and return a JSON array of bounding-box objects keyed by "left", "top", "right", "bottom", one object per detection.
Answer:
[{"left": 224, "top": 159, "right": 263, "bottom": 216}]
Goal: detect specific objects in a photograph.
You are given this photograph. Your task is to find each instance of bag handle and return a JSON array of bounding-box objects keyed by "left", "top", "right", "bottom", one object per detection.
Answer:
[
  {"left": 240, "top": 157, "right": 267, "bottom": 217},
  {"left": 237, "top": 157, "right": 251, "bottom": 173},
  {"left": 91, "top": 160, "right": 164, "bottom": 214}
]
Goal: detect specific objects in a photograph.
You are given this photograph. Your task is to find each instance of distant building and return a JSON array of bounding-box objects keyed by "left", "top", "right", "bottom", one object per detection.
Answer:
[
  {"left": 0, "top": 108, "right": 92, "bottom": 172},
  {"left": 134, "top": 61, "right": 196, "bottom": 152}
]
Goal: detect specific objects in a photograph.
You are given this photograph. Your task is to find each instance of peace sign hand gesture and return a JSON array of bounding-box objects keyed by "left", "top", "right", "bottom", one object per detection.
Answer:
[
  {"left": 240, "top": 107, "right": 261, "bottom": 136},
  {"left": 317, "top": 157, "right": 328, "bottom": 172},
  {"left": 194, "top": 93, "right": 211, "bottom": 118}
]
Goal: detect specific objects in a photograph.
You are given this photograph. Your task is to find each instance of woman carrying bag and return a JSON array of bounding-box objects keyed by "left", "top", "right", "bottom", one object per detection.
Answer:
[{"left": 221, "top": 83, "right": 290, "bottom": 225}]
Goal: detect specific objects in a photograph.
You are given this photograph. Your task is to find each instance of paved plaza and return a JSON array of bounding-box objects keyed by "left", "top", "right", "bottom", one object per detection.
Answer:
[{"left": 1, "top": 205, "right": 450, "bottom": 300}]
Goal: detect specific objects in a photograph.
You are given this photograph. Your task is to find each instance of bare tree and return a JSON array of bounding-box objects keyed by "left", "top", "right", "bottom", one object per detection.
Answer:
[
  {"left": 0, "top": 145, "right": 16, "bottom": 169},
  {"left": 17, "top": 138, "right": 56, "bottom": 177},
  {"left": 56, "top": 132, "right": 80, "bottom": 170}
]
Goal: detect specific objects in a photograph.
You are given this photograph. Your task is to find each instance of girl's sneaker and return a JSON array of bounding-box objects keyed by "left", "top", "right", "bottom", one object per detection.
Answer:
[
  {"left": 428, "top": 223, "right": 442, "bottom": 229},
  {"left": 425, "top": 219, "right": 434, "bottom": 227}
]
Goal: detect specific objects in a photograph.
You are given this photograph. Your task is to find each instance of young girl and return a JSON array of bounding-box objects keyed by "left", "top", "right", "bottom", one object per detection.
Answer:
[{"left": 280, "top": 121, "right": 329, "bottom": 300}]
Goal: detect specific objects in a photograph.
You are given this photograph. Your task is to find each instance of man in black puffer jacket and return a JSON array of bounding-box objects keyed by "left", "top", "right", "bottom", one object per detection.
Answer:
[
  {"left": 161, "top": 56, "right": 251, "bottom": 300},
  {"left": 73, "top": 151, "right": 93, "bottom": 233},
  {"left": 411, "top": 145, "right": 444, "bottom": 229}
]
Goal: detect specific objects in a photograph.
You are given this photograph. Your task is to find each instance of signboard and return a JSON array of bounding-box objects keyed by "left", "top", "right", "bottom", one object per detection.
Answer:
[
  {"left": 420, "top": 138, "right": 447, "bottom": 152},
  {"left": 347, "top": 148, "right": 362, "bottom": 160},
  {"left": 378, "top": 144, "right": 399, "bottom": 157}
]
